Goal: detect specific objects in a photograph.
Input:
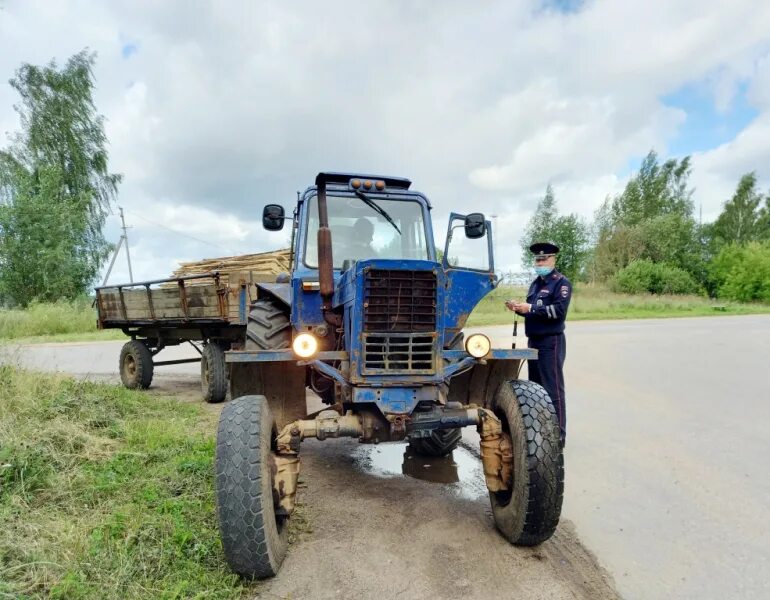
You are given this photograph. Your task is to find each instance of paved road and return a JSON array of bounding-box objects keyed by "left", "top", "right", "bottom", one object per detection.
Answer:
[
  {"left": 4, "top": 315, "right": 770, "bottom": 599},
  {"left": 470, "top": 315, "right": 770, "bottom": 600}
]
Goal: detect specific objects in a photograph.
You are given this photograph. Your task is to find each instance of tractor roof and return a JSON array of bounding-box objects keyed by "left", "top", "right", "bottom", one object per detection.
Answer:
[{"left": 315, "top": 172, "right": 412, "bottom": 190}]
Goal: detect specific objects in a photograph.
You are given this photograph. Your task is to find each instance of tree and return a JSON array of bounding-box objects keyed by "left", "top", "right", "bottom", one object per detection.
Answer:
[
  {"left": 709, "top": 241, "right": 770, "bottom": 302},
  {"left": 0, "top": 50, "right": 119, "bottom": 306},
  {"left": 611, "top": 151, "right": 693, "bottom": 226},
  {"left": 709, "top": 172, "right": 768, "bottom": 248},
  {"left": 520, "top": 185, "right": 558, "bottom": 268},
  {"left": 591, "top": 150, "right": 702, "bottom": 284},
  {"left": 521, "top": 185, "right": 590, "bottom": 281},
  {"left": 550, "top": 213, "right": 590, "bottom": 283}
]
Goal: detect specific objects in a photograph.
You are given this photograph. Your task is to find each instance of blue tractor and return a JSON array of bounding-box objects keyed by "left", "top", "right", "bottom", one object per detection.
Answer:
[{"left": 216, "top": 172, "right": 564, "bottom": 578}]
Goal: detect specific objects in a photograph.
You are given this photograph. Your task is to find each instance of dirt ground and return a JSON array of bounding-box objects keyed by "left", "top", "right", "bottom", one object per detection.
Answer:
[
  {"left": 141, "top": 380, "right": 618, "bottom": 600},
  {"left": 254, "top": 438, "right": 617, "bottom": 600}
]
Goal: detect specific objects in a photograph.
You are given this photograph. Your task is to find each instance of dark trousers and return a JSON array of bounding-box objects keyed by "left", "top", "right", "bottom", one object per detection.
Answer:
[{"left": 528, "top": 333, "right": 566, "bottom": 442}]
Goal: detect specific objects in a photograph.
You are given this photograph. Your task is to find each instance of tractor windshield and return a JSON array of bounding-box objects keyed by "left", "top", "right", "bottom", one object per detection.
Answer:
[{"left": 304, "top": 194, "right": 430, "bottom": 268}]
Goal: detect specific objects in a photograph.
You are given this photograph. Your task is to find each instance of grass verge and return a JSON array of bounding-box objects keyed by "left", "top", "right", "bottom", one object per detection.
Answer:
[
  {"left": 0, "top": 299, "right": 124, "bottom": 344},
  {"left": 4, "top": 285, "right": 770, "bottom": 344},
  {"left": 0, "top": 367, "right": 309, "bottom": 599},
  {"left": 466, "top": 283, "right": 770, "bottom": 326}
]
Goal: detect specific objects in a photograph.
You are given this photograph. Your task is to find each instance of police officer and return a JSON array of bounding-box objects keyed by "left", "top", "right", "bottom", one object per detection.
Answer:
[{"left": 505, "top": 241, "right": 571, "bottom": 444}]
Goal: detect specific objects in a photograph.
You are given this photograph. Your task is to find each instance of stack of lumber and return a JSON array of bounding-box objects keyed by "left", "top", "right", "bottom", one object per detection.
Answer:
[{"left": 167, "top": 249, "right": 291, "bottom": 286}]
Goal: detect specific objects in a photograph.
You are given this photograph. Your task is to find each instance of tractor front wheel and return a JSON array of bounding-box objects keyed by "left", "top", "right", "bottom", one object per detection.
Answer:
[
  {"left": 215, "top": 395, "right": 288, "bottom": 578},
  {"left": 488, "top": 379, "right": 563, "bottom": 546}
]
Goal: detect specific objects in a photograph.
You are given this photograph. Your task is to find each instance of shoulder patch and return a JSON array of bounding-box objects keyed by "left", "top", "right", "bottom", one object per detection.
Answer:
[{"left": 560, "top": 285, "right": 569, "bottom": 298}]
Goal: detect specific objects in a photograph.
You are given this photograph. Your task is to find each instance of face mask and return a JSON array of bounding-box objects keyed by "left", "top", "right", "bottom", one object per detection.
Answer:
[{"left": 534, "top": 266, "right": 553, "bottom": 277}]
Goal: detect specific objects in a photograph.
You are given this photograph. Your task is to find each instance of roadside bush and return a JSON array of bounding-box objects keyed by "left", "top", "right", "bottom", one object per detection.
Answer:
[
  {"left": 709, "top": 242, "right": 770, "bottom": 302},
  {"left": 0, "top": 297, "right": 95, "bottom": 339},
  {"left": 610, "top": 259, "right": 701, "bottom": 295}
]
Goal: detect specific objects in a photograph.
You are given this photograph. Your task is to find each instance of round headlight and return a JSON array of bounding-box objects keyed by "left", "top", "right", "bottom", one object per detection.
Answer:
[
  {"left": 465, "top": 333, "right": 491, "bottom": 358},
  {"left": 292, "top": 333, "right": 318, "bottom": 358}
]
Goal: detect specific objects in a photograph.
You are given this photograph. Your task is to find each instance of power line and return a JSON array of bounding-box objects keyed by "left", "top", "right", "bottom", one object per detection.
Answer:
[{"left": 122, "top": 208, "right": 236, "bottom": 254}]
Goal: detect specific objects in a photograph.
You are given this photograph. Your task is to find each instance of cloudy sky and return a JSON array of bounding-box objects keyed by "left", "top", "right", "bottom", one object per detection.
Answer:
[{"left": 2, "top": 0, "right": 770, "bottom": 280}]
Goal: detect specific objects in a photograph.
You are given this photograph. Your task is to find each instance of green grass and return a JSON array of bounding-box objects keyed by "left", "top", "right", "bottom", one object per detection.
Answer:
[
  {"left": 0, "top": 367, "right": 311, "bottom": 599},
  {"left": 0, "top": 299, "right": 124, "bottom": 344},
  {"left": 466, "top": 283, "right": 770, "bottom": 326}
]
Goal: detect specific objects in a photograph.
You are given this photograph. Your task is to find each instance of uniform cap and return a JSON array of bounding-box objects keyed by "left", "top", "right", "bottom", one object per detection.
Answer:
[{"left": 529, "top": 241, "right": 560, "bottom": 256}]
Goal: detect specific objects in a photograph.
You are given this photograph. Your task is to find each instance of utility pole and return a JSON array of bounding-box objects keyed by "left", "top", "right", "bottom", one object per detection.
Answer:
[
  {"left": 120, "top": 207, "right": 134, "bottom": 283},
  {"left": 101, "top": 207, "right": 133, "bottom": 285},
  {"left": 490, "top": 213, "right": 499, "bottom": 274}
]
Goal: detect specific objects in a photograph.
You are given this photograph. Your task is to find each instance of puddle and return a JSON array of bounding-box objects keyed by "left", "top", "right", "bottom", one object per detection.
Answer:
[{"left": 352, "top": 441, "right": 488, "bottom": 500}]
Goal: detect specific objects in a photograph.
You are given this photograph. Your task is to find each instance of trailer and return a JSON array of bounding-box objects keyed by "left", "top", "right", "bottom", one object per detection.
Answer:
[{"left": 95, "top": 268, "right": 282, "bottom": 403}]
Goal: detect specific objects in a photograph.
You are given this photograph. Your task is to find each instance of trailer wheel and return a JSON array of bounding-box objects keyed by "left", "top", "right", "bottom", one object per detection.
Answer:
[
  {"left": 119, "top": 340, "right": 154, "bottom": 389},
  {"left": 408, "top": 428, "right": 462, "bottom": 457},
  {"left": 201, "top": 343, "right": 228, "bottom": 403},
  {"left": 245, "top": 299, "right": 291, "bottom": 350},
  {"left": 216, "top": 395, "right": 288, "bottom": 578},
  {"left": 489, "top": 379, "right": 563, "bottom": 546}
]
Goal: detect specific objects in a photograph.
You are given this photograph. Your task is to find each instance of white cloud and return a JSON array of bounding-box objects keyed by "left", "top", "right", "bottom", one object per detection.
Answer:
[{"left": 2, "top": 0, "right": 770, "bottom": 276}]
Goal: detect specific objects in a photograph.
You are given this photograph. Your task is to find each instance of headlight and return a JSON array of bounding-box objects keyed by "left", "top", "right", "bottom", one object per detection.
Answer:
[
  {"left": 465, "top": 333, "right": 491, "bottom": 358},
  {"left": 292, "top": 333, "right": 318, "bottom": 358}
]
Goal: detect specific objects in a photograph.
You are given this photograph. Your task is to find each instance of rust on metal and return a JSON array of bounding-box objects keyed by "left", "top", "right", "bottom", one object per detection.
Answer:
[
  {"left": 212, "top": 272, "right": 228, "bottom": 319},
  {"left": 118, "top": 286, "right": 128, "bottom": 321},
  {"left": 144, "top": 283, "right": 156, "bottom": 320},
  {"left": 177, "top": 278, "right": 189, "bottom": 319},
  {"left": 272, "top": 412, "right": 364, "bottom": 515},
  {"left": 477, "top": 408, "right": 511, "bottom": 493},
  {"left": 386, "top": 413, "right": 409, "bottom": 440},
  {"left": 276, "top": 412, "right": 363, "bottom": 453},
  {"left": 95, "top": 290, "right": 105, "bottom": 329},
  {"left": 272, "top": 453, "right": 301, "bottom": 516}
]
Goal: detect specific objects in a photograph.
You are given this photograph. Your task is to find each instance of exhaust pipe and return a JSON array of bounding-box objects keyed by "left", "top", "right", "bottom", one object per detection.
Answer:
[{"left": 315, "top": 175, "right": 337, "bottom": 322}]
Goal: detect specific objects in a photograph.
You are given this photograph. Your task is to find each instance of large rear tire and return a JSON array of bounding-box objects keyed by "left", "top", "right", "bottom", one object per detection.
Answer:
[
  {"left": 409, "top": 333, "right": 464, "bottom": 456},
  {"left": 245, "top": 299, "right": 291, "bottom": 350},
  {"left": 201, "top": 343, "right": 228, "bottom": 403},
  {"left": 119, "top": 340, "right": 154, "bottom": 389},
  {"left": 489, "top": 379, "right": 563, "bottom": 546},
  {"left": 408, "top": 428, "right": 462, "bottom": 457},
  {"left": 215, "top": 395, "right": 288, "bottom": 578}
]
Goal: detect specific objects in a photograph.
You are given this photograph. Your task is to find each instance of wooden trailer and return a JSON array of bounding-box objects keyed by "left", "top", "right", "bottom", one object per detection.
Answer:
[{"left": 94, "top": 250, "right": 290, "bottom": 403}]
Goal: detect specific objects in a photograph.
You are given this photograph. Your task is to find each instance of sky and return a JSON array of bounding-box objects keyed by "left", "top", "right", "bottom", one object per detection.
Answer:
[{"left": 2, "top": 0, "right": 770, "bottom": 281}]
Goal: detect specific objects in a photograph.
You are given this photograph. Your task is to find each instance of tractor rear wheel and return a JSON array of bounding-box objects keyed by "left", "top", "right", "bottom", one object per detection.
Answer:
[
  {"left": 201, "top": 343, "right": 228, "bottom": 403},
  {"left": 409, "top": 333, "right": 465, "bottom": 456},
  {"left": 215, "top": 395, "right": 288, "bottom": 578},
  {"left": 119, "top": 340, "right": 154, "bottom": 389},
  {"left": 245, "top": 299, "right": 291, "bottom": 350},
  {"left": 408, "top": 428, "right": 462, "bottom": 457},
  {"left": 488, "top": 379, "right": 563, "bottom": 546}
]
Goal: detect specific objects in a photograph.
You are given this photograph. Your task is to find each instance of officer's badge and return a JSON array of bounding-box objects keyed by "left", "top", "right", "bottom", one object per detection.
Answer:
[
  {"left": 537, "top": 299, "right": 543, "bottom": 307},
  {"left": 560, "top": 285, "right": 569, "bottom": 298}
]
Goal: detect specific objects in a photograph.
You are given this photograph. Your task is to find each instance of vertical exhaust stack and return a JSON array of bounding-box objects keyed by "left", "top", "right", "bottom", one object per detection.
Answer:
[{"left": 316, "top": 175, "right": 335, "bottom": 315}]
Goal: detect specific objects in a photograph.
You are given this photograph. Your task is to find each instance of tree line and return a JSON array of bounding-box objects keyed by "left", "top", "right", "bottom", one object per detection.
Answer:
[
  {"left": 520, "top": 151, "right": 770, "bottom": 302},
  {"left": 0, "top": 50, "right": 119, "bottom": 307}
]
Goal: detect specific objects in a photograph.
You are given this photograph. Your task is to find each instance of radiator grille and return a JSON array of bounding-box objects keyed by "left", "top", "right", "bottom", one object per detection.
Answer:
[
  {"left": 361, "top": 269, "right": 438, "bottom": 374},
  {"left": 363, "top": 269, "right": 436, "bottom": 332},
  {"left": 362, "top": 333, "right": 436, "bottom": 374}
]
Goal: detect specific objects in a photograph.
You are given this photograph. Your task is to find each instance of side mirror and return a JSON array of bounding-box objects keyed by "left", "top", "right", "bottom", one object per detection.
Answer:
[
  {"left": 262, "top": 204, "right": 285, "bottom": 231},
  {"left": 464, "top": 213, "right": 486, "bottom": 239}
]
